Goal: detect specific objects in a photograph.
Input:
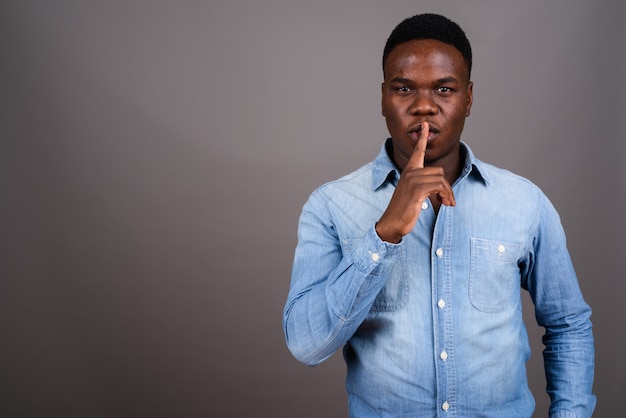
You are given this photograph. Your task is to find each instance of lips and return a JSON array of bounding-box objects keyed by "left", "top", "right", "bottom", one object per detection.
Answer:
[{"left": 408, "top": 123, "right": 440, "bottom": 142}]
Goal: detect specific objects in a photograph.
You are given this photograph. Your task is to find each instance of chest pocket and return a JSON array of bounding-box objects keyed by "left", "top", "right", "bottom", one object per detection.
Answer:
[
  {"left": 469, "top": 237, "right": 523, "bottom": 313},
  {"left": 341, "top": 238, "right": 408, "bottom": 312}
]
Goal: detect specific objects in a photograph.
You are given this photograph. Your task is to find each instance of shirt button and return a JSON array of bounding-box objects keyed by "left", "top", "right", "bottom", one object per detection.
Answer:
[
  {"left": 422, "top": 201, "right": 429, "bottom": 210},
  {"left": 371, "top": 253, "right": 380, "bottom": 262},
  {"left": 438, "top": 299, "right": 445, "bottom": 309},
  {"left": 442, "top": 401, "right": 450, "bottom": 411},
  {"left": 436, "top": 248, "right": 444, "bottom": 257},
  {"left": 440, "top": 351, "right": 448, "bottom": 361},
  {"left": 498, "top": 244, "right": 506, "bottom": 253}
]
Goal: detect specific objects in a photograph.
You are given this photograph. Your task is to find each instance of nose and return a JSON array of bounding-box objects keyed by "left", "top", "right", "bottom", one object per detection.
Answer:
[{"left": 408, "top": 92, "right": 437, "bottom": 115}]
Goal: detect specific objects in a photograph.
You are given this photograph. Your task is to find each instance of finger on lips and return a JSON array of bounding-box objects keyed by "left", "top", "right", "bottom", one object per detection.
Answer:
[{"left": 407, "top": 121, "right": 429, "bottom": 169}]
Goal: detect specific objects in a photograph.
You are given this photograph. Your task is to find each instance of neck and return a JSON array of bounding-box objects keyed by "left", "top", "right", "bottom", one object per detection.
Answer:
[
  {"left": 428, "top": 148, "right": 463, "bottom": 214},
  {"left": 425, "top": 148, "right": 464, "bottom": 186}
]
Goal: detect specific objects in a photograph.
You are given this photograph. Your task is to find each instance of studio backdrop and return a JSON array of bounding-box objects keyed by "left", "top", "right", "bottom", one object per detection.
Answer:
[{"left": 1, "top": 1, "right": 624, "bottom": 417}]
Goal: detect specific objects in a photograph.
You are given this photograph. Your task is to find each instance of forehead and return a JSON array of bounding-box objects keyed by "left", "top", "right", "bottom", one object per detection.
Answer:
[{"left": 384, "top": 39, "right": 468, "bottom": 81}]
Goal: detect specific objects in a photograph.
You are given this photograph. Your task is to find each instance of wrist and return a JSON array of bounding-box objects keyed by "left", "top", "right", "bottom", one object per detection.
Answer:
[{"left": 375, "top": 222, "right": 403, "bottom": 244}]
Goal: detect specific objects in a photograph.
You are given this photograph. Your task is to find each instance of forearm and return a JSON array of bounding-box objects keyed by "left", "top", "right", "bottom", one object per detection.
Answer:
[
  {"left": 543, "top": 309, "right": 596, "bottom": 418},
  {"left": 283, "top": 226, "right": 400, "bottom": 366},
  {"left": 525, "top": 194, "right": 596, "bottom": 417}
]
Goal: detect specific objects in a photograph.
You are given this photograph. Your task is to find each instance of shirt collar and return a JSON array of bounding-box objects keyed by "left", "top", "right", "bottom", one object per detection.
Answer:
[{"left": 371, "top": 139, "right": 488, "bottom": 190}]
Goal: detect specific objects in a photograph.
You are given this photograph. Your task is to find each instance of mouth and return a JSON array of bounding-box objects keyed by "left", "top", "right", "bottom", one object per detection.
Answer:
[{"left": 408, "top": 123, "right": 440, "bottom": 143}]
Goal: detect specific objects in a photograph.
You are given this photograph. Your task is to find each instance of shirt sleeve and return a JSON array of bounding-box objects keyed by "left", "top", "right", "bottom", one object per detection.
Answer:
[
  {"left": 523, "top": 191, "right": 596, "bottom": 418},
  {"left": 282, "top": 191, "right": 401, "bottom": 366}
]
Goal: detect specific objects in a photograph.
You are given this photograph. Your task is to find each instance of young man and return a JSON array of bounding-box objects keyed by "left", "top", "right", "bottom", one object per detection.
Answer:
[{"left": 283, "top": 13, "right": 595, "bottom": 417}]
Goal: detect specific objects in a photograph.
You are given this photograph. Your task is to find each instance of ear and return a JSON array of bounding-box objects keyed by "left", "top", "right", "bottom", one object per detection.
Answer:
[
  {"left": 465, "top": 81, "right": 473, "bottom": 117},
  {"left": 381, "top": 82, "right": 386, "bottom": 116}
]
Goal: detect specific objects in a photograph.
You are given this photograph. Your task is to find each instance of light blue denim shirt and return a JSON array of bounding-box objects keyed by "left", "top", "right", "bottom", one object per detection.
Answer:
[{"left": 283, "top": 140, "right": 595, "bottom": 418}]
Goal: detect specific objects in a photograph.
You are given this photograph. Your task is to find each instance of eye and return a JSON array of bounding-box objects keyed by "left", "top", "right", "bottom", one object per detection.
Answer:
[
  {"left": 396, "top": 86, "right": 412, "bottom": 93},
  {"left": 436, "top": 86, "right": 453, "bottom": 94}
]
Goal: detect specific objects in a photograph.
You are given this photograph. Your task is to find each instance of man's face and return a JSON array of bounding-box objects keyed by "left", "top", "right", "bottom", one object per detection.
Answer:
[{"left": 382, "top": 39, "right": 473, "bottom": 171}]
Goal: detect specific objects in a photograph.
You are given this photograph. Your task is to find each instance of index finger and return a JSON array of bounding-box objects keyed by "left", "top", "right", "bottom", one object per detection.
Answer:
[{"left": 406, "top": 121, "right": 428, "bottom": 169}]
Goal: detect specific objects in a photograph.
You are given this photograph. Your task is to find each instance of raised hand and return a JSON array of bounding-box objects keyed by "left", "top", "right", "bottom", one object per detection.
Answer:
[{"left": 375, "top": 122, "right": 456, "bottom": 243}]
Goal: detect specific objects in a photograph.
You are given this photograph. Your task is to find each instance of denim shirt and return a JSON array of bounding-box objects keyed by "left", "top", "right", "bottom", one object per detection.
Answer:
[{"left": 283, "top": 140, "right": 595, "bottom": 418}]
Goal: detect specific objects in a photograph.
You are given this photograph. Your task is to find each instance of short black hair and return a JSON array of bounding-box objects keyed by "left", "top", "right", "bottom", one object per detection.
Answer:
[{"left": 383, "top": 13, "right": 472, "bottom": 78}]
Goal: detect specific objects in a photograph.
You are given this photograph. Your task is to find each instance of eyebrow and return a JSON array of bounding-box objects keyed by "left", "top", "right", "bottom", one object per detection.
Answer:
[
  {"left": 389, "top": 76, "right": 461, "bottom": 84},
  {"left": 389, "top": 77, "right": 412, "bottom": 84},
  {"left": 437, "top": 76, "right": 460, "bottom": 84}
]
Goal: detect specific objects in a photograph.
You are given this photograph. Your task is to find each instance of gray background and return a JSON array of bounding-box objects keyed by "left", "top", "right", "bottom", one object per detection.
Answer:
[{"left": 1, "top": 1, "right": 624, "bottom": 417}]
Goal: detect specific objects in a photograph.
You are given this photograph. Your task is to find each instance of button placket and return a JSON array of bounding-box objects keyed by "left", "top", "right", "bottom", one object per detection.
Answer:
[{"left": 432, "top": 211, "right": 455, "bottom": 416}]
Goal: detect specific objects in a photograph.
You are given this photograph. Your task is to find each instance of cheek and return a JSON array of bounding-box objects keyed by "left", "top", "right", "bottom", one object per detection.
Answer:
[
  {"left": 385, "top": 118, "right": 402, "bottom": 138},
  {"left": 448, "top": 106, "right": 468, "bottom": 127},
  {"left": 384, "top": 111, "right": 401, "bottom": 129},
  {"left": 387, "top": 107, "right": 408, "bottom": 126}
]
